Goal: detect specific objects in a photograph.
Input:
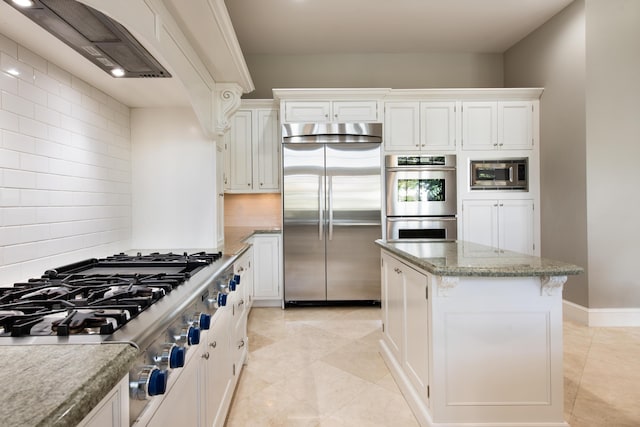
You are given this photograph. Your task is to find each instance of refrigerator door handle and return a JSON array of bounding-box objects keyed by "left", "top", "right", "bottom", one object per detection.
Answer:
[
  {"left": 319, "top": 175, "right": 324, "bottom": 241},
  {"left": 328, "top": 176, "right": 333, "bottom": 241}
]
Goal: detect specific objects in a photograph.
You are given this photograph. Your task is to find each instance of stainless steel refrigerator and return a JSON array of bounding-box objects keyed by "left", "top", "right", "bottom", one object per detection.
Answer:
[{"left": 282, "top": 123, "right": 382, "bottom": 304}]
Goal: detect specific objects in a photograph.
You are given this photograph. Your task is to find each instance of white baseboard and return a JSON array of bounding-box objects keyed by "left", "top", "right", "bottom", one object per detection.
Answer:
[{"left": 563, "top": 300, "right": 640, "bottom": 327}]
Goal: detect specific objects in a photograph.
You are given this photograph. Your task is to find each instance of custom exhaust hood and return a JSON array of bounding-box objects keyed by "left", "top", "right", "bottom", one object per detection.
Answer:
[{"left": 3, "top": 0, "right": 171, "bottom": 78}]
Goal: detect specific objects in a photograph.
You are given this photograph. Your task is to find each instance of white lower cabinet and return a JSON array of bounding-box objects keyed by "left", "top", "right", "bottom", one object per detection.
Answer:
[
  {"left": 461, "top": 199, "right": 535, "bottom": 255},
  {"left": 251, "top": 234, "right": 282, "bottom": 306},
  {"left": 204, "top": 310, "right": 233, "bottom": 427},
  {"left": 78, "top": 375, "right": 129, "bottom": 427},
  {"left": 381, "top": 252, "right": 430, "bottom": 405}
]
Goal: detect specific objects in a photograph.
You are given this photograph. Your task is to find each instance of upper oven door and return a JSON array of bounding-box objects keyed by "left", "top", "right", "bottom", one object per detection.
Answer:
[{"left": 385, "top": 167, "right": 457, "bottom": 217}]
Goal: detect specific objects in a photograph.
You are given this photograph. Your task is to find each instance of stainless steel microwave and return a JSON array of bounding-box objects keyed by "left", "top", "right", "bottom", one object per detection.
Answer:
[{"left": 470, "top": 158, "right": 528, "bottom": 191}]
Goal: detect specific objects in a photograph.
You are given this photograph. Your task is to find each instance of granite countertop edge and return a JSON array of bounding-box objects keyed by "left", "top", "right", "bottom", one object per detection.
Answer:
[
  {"left": 49, "top": 343, "right": 138, "bottom": 427},
  {"left": 376, "top": 240, "right": 584, "bottom": 277}
]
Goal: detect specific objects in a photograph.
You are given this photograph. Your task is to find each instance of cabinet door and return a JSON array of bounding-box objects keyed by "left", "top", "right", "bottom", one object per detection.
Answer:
[
  {"left": 216, "top": 143, "right": 225, "bottom": 245},
  {"left": 204, "top": 311, "right": 233, "bottom": 427},
  {"left": 78, "top": 376, "right": 128, "bottom": 427},
  {"left": 333, "top": 101, "right": 378, "bottom": 121},
  {"left": 498, "top": 101, "right": 533, "bottom": 150},
  {"left": 284, "top": 101, "right": 331, "bottom": 122},
  {"left": 462, "top": 101, "right": 497, "bottom": 150},
  {"left": 499, "top": 199, "right": 535, "bottom": 255},
  {"left": 148, "top": 354, "right": 201, "bottom": 427},
  {"left": 252, "top": 235, "right": 281, "bottom": 299},
  {"left": 226, "top": 111, "right": 253, "bottom": 191},
  {"left": 235, "top": 248, "right": 253, "bottom": 309},
  {"left": 384, "top": 102, "right": 420, "bottom": 152},
  {"left": 462, "top": 200, "right": 499, "bottom": 249},
  {"left": 404, "top": 265, "right": 430, "bottom": 406},
  {"left": 420, "top": 102, "right": 456, "bottom": 151},
  {"left": 253, "top": 109, "right": 280, "bottom": 191},
  {"left": 382, "top": 252, "right": 404, "bottom": 360}
]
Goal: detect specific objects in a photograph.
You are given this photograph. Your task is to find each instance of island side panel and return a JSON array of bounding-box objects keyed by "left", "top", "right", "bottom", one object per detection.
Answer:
[{"left": 429, "top": 274, "right": 566, "bottom": 425}]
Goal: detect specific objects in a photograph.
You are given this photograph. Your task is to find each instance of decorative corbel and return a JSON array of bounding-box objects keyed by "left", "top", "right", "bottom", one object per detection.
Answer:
[
  {"left": 437, "top": 276, "right": 459, "bottom": 297},
  {"left": 540, "top": 276, "right": 567, "bottom": 296},
  {"left": 214, "top": 83, "right": 243, "bottom": 136}
]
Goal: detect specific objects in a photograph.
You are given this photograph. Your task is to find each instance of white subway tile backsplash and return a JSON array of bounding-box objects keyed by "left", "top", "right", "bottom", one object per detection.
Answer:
[
  {"left": 2, "top": 130, "right": 35, "bottom": 153},
  {"left": 4, "top": 169, "right": 37, "bottom": 189},
  {"left": 19, "top": 116, "right": 48, "bottom": 139},
  {"left": 60, "top": 84, "right": 82, "bottom": 105},
  {"left": 17, "top": 46, "right": 47, "bottom": 74},
  {"left": 0, "top": 52, "right": 33, "bottom": 82},
  {"left": 46, "top": 127, "right": 71, "bottom": 145},
  {"left": 47, "top": 93, "right": 72, "bottom": 115},
  {"left": 1, "top": 71, "right": 18, "bottom": 94},
  {"left": 2, "top": 91, "right": 35, "bottom": 118},
  {"left": 2, "top": 207, "right": 37, "bottom": 226},
  {"left": 19, "top": 152, "right": 49, "bottom": 173},
  {"left": 33, "top": 70, "right": 62, "bottom": 95},
  {"left": 0, "top": 147, "right": 20, "bottom": 168},
  {"left": 20, "top": 189, "right": 50, "bottom": 206},
  {"left": 0, "top": 33, "right": 18, "bottom": 58},
  {"left": 0, "top": 188, "right": 20, "bottom": 206},
  {"left": 18, "top": 79, "right": 47, "bottom": 106},
  {"left": 47, "top": 63, "right": 72, "bottom": 87},
  {"left": 0, "top": 109, "right": 20, "bottom": 132},
  {"left": 1, "top": 30, "right": 130, "bottom": 278},
  {"left": 35, "top": 105, "right": 61, "bottom": 127}
]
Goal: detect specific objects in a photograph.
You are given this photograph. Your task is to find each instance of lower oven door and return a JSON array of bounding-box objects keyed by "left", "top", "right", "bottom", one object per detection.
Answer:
[{"left": 386, "top": 217, "right": 457, "bottom": 241}]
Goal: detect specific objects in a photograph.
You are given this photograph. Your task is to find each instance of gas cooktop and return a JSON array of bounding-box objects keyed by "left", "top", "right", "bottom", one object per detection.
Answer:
[{"left": 0, "top": 251, "right": 228, "bottom": 343}]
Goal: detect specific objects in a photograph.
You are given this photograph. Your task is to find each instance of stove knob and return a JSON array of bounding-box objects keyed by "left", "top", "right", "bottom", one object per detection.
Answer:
[
  {"left": 130, "top": 366, "right": 168, "bottom": 400},
  {"left": 228, "top": 279, "right": 237, "bottom": 292},
  {"left": 148, "top": 368, "right": 168, "bottom": 396},
  {"left": 217, "top": 293, "right": 227, "bottom": 307},
  {"left": 199, "top": 313, "right": 211, "bottom": 330},
  {"left": 188, "top": 325, "right": 201, "bottom": 345},
  {"left": 234, "top": 274, "right": 241, "bottom": 284},
  {"left": 154, "top": 343, "right": 180, "bottom": 370},
  {"left": 170, "top": 346, "right": 186, "bottom": 368}
]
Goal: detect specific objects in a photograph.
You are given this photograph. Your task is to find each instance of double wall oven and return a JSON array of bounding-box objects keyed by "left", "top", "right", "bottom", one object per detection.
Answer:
[{"left": 385, "top": 154, "right": 457, "bottom": 241}]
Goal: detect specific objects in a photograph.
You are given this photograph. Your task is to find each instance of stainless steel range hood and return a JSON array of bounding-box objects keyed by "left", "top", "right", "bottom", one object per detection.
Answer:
[{"left": 3, "top": 0, "right": 171, "bottom": 78}]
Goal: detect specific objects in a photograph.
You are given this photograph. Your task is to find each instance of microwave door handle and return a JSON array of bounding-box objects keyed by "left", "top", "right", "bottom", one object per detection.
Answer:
[{"left": 508, "top": 166, "right": 514, "bottom": 182}]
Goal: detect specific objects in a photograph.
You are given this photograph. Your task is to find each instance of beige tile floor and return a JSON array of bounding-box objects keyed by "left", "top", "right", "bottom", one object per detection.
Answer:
[{"left": 226, "top": 307, "right": 640, "bottom": 426}]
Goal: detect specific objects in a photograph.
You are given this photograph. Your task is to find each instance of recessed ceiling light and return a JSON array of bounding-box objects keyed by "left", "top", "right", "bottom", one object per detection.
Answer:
[
  {"left": 6, "top": 68, "right": 20, "bottom": 76},
  {"left": 110, "top": 67, "right": 126, "bottom": 77},
  {"left": 12, "top": 0, "right": 34, "bottom": 8}
]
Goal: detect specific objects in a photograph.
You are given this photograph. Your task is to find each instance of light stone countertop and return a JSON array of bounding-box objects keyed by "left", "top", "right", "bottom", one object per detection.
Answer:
[
  {"left": 377, "top": 240, "right": 583, "bottom": 277},
  {"left": 0, "top": 343, "right": 137, "bottom": 427}
]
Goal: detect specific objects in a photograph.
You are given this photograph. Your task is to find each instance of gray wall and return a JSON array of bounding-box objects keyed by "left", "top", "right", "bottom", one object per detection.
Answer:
[
  {"left": 585, "top": 0, "right": 640, "bottom": 308},
  {"left": 504, "top": 1, "right": 588, "bottom": 306},
  {"left": 242, "top": 53, "right": 504, "bottom": 99},
  {"left": 505, "top": 0, "right": 640, "bottom": 309}
]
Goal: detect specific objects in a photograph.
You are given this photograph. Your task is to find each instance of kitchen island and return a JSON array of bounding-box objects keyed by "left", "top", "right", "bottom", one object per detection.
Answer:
[{"left": 376, "top": 240, "right": 582, "bottom": 427}]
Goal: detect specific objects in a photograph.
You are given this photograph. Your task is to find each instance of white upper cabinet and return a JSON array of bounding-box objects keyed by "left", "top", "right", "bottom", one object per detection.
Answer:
[
  {"left": 462, "top": 101, "right": 533, "bottom": 150},
  {"left": 384, "top": 102, "right": 421, "bottom": 152},
  {"left": 420, "top": 102, "right": 457, "bottom": 151},
  {"left": 384, "top": 101, "right": 456, "bottom": 152},
  {"left": 225, "top": 104, "right": 280, "bottom": 193},
  {"left": 283, "top": 100, "right": 379, "bottom": 123}
]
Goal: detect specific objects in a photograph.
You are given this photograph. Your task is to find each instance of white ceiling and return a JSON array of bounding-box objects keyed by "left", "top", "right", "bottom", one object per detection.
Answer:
[
  {"left": 0, "top": 0, "right": 574, "bottom": 109},
  {"left": 225, "top": 0, "right": 574, "bottom": 55}
]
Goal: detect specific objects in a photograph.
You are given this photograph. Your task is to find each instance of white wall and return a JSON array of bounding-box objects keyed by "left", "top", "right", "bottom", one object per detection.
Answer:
[
  {"left": 243, "top": 53, "right": 504, "bottom": 98},
  {"left": 0, "top": 32, "right": 131, "bottom": 286},
  {"left": 504, "top": 1, "right": 589, "bottom": 306},
  {"left": 585, "top": 0, "right": 640, "bottom": 308},
  {"left": 130, "top": 108, "right": 217, "bottom": 249}
]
